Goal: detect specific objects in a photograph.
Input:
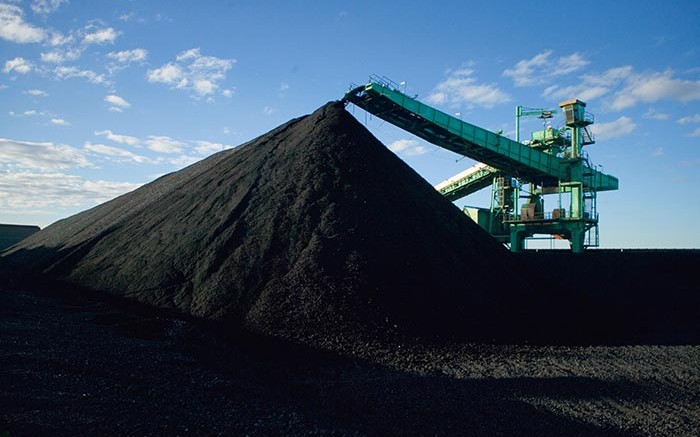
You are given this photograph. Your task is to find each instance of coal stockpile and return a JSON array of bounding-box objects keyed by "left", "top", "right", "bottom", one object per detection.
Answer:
[{"left": 2, "top": 102, "right": 551, "bottom": 345}]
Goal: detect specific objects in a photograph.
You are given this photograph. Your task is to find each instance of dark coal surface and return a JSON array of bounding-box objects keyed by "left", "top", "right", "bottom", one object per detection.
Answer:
[
  {"left": 0, "top": 224, "right": 40, "bottom": 251},
  {"left": 1, "top": 102, "right": 553, "bottom": 345},
  {"left": 2, "top": 283, "right": 698, "bottom": 437},
  {"left": 519, "top": 249, "right": 700, "bottom": 345}
]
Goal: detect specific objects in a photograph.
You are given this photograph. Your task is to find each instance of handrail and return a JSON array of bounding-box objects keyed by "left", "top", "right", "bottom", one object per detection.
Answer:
[{"left": 368, "top": 74, "right": 402, "bottom": 91}]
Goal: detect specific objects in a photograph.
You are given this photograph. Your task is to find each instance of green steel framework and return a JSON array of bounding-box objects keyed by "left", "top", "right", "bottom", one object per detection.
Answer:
[
  {"left": 343, "top": 76, "right": 619, "bottom": 253},
  {"left": 435, "top": 164, "right": 499, "bottom": 202}
]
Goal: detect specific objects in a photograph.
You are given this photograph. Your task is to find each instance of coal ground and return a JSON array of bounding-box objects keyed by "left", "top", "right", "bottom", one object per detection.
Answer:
[{"left": 1, "top": 266, "right": 699, "bottom": 437}]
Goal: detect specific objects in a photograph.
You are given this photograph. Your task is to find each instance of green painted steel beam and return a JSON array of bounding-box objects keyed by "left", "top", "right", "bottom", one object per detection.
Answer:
[
  {"left": 345, "top": 82, "right": 565, "bottom": 184},
  {"left": 344, "top": 81, "right": 619, "bottom": 194},
  {"left": 585, "top": 169, "right": 619, "bottom": 192},
  {"left": 435, "top": 164, "right": 499, "bottom": 201}
]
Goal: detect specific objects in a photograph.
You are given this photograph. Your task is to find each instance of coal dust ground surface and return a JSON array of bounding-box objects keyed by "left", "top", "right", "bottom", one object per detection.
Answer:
[{"left": 1, "top": 282, "right": 698, "bottom": 437}]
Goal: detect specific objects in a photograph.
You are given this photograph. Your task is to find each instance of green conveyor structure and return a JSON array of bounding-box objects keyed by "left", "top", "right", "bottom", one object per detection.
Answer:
[
  {"left": 343, "top": 76, "right": 620, "bottom": 252},
  {"left": 434, "top": 163, "right": 499, "bottom": 201},
  {"left": 343, "top": 79, "right": 618, "bottom": 193}
]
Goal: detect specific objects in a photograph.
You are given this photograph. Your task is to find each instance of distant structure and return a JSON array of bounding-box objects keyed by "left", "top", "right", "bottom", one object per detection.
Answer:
[{"left": 0, "top": 224, "right": 40, "bottom": 251}]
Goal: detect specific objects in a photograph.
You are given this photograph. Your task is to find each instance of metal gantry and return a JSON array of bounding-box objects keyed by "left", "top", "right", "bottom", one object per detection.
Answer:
[{"left": 343, "top": 76, "right": 619, "bottom": 252}]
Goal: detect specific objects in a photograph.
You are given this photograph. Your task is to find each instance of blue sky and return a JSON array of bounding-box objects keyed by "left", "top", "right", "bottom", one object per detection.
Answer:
[{"left": 1, "top": 0, "right": 699, "bottom": 248}]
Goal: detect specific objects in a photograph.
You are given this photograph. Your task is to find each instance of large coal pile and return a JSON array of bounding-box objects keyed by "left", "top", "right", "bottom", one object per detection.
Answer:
[{"left": 2, "top": 102, "right": 550, "bottom": 344}]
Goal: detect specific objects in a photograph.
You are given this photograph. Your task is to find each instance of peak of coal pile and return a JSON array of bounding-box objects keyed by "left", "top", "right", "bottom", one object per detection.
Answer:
[{"left": 3, "top": 102, "right": 537, "bottom": 345}]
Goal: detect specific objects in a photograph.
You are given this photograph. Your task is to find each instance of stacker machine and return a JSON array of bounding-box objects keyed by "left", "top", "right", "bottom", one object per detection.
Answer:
[{"left": 343, "top": 75, "right": 618, "bottom": 253}]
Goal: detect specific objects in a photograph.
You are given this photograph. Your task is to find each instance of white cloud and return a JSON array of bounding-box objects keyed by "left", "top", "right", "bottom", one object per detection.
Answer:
[
  {"left": 542, "top": 66, "right": 633, "bottom": 103},
  {"left": 221, "top": 88, "right": 234, "bottom": 98},
  {"left": 426, "top": 67, "right": 510, "bottom": 109},
  {"left": 175, "top": 48, "right": 232, "bottom": 72},
  {"left": 146, "top": 62, "right": 183, "bottom": 84},
  {"left": 40, "top": 52, "right": 62, "bottom": 63},
  {"left": 145, "top": 135, "right": 184, "bottom": 154},
  {"left": 3, "top": 57, "right": 32, "bottom": 74},
  {"left": 504, "top": 51, "right": 589, "bottom": 86},
  {"left": 82, "top": 27, "right": 118, "bottom": 45},
  {"left": 108, "top": 106, "right": 123, "bottom": 113},
  {"left": 503, "top": 51, "right": 552, "bottom": 87},
  {"left": 0, "top": 171, "right": 141, "bottom": 210},
  {"left": 263, "top": 106, "right": 274, "bottom": 115},
  {"left": 388, "top": 139, "right": 429, "bottom": 156},
  {"left": 0, "top": 3, "right": 46, "bottom": 43},
  {"left": 643, "top": 108, "right": 670, "bottom": 120},
  {"left": 25, "top": 89, "right": 48, "bottom": 96},
  {"left": 104, "top": 94, "right": 130, "bottom": 109},
  {"left": 94, "top": 130, "right": 140, "bottom": 146},
  {"left": 193, "top": 78, "right": 215, "bottom": 96},
  {"left": 53, "top": 66, "right": 107, "bottom": 84},
  {"left": 84, "top": 142, "right": 153, "bottom": 164},
  {"left": 140, "top": 135, "right": 232, "bottom": 158},
  {"left": 87, "top": 131, "right": 236, "bottom": 161},
  {"left": 40, "top": 48, "right": 81, "bottom": 63},
  {"left": 168, "top": 155, "right": 199, "bottom": 167},
  {"left": 50, "top": 117, "right": 69, "bottom": 126},
  {"left": 194, "top": 141, "right": 230, "bottom": 155},
  {"left": 590, "top": 116, "right": 636, "bottom": 140},
  {"left": 611, "top": 70, "right": 700, "bottom": 110},
  {"left": 9, "top": 109, "right": 45, "bottom": 117},
  {"left": 146, "top": 48, "right": 235, "bottom": 98},
  {"left": 30, "top": 0, "right": 69, "bottom": 15},
  {"left": 583, "top": 66, "right": 633, "bottom": 86},
  {"left": 543, "top": 84, "right": 609, "bottom": 102},
  {"left": 10, "top": 109, "right": 70, "bottom": 127},
  {"left": 389, "top": 139, "right": 414, "bottom": 153},
  {"left": 553, "top": 53, "right": 590, "bottom": 76},
  {"left": 0, "top": 138, "right": 91, "bottom": 170},
  {"left": 48, "top": 31, "right": 72, "bottom": 46},
  {"left": 651, "top": 147, "right": 664, "bottom": 157},
  {"left": 677, "top": 114, "right": 700, "bottom": 124},
  {"left": 107, "top": 48, "right": 148, "bottom": 63},
  {"left": 687, "top": 128, "right": 700, "bottom": 137},
  {"left": 117, "top": 12, "right": 135, "bottom": 22}
]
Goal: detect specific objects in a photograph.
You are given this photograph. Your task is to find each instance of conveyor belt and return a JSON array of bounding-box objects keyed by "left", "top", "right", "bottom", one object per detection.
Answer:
[
  {"left": 344, "top": 81, "right": 618, "bottom": 195},
  {"left": 434, "top": 163, "right": 498, "bottom": 201}
]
